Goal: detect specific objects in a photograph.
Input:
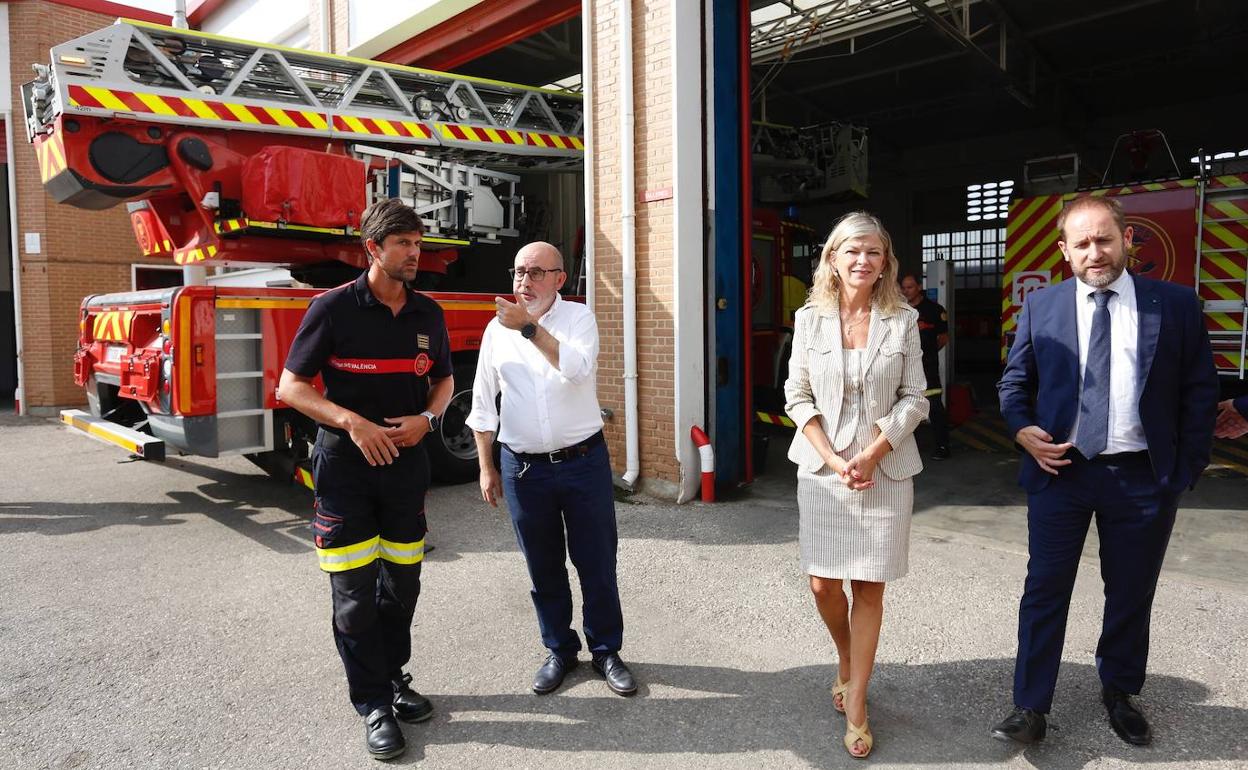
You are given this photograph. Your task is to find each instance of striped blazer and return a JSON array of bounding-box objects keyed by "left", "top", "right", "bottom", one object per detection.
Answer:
[{"left": 784, "top": 302, "right": 929, "bottom": 479}]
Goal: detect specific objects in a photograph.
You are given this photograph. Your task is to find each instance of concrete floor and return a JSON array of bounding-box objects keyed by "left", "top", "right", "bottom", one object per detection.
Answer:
[{"left": 2, "top": 412, "right": 1246, "bottom": 769}]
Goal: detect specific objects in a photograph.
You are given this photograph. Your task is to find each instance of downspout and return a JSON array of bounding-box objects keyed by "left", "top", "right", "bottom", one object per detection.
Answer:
[
  {"left": 581, "top": 0, "right": 595, "bottom": 312},
  {"left": 619, "top": 0, "right": 640, "bottom": 488},
  {"left": 5, "top": 114, "right": 24, "bottom": 415},
  {"left": 320, "top": 0, "right": 332, "bottom": 53}
]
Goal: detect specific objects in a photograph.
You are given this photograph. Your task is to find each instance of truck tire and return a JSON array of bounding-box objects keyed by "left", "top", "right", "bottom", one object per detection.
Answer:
[{"left": 426, "top": 363, "right": 483, "bottom": 484}]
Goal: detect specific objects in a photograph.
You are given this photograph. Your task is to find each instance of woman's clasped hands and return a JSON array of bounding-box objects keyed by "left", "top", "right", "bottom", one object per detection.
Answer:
[{"left": 826, "top": 450, "right": 879, "bottom": 491}]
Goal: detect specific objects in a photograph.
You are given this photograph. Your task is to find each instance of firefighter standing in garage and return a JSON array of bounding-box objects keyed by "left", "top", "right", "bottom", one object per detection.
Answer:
[
  {"left": 277, "top": 199, "right": 453, "bottom": 761},
  {"left": 900, "top": 273, "right": 951, "bottom": 459}
]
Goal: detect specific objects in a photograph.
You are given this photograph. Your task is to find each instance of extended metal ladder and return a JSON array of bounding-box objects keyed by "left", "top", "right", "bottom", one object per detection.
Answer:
[
  {"left": 1195, "top": 165, "right": 1248, "bottom": 379},
  {"left": 23, "top": 19, "right": 583, "bottom": 167}
]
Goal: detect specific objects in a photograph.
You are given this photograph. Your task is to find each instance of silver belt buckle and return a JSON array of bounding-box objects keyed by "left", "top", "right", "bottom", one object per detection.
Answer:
[{"left": 549, "top": 450, "right": 564, "bottom": 464}]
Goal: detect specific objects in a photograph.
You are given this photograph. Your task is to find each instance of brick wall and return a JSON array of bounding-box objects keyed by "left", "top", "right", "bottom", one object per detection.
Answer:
[
  {"left": 9, "top": 1, "right": 174, "bottom": 409},
  {"left": 591, "top": 0, "right": 678, "bottom": 488}
]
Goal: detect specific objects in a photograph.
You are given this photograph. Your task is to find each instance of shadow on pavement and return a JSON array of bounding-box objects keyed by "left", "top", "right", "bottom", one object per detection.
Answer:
[{"left": 411, "top": 660, "right": 1246, "bottom": 769}]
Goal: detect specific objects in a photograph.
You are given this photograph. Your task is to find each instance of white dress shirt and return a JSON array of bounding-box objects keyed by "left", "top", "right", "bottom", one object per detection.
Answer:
[
  {"left": 1069, "top": 270, "right": 1147, "bottom": 453},
  {"left": 466, "top": 294, "right": 604, "bottom": 453}
]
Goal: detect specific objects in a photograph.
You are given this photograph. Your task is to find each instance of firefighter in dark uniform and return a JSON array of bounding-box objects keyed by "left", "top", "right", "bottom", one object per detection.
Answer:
[
  {"left": 277, "top": 199, "right": 453, "bottom": 760},
  {"left": 900, "top": 273, "right": 951, "bottom": 459}
]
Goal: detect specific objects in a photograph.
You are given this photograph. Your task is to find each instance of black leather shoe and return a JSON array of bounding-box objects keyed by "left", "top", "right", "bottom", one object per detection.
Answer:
[
  {"left": 532, "top": 653, "right": 577, "bottom": 695},
  {"left": 364, "top": 707, "right": 406, "bottom": 760},
  {"left": 1103, "top": 687, "right": 1152, "bottom": 746},
  {"left": 990, "top": 707, "right": 1047, "bottom": 744},
  {"left": 592, "top": 653, "right": 637, "bottom": 696},
  {"left": 931, "top": 445, "right": 950, "bottom": 460},
  {"left": 392, "top": 672, "right": 434, "bottom": 723}
]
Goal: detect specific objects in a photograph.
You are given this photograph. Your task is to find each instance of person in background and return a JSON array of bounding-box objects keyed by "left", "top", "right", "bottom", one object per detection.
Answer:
[
  {"left": 784, "top": 212, "right": 928, "bottom": 759},
  {"left": 899, "top": 273, "right": 950, "bottom": 459}
]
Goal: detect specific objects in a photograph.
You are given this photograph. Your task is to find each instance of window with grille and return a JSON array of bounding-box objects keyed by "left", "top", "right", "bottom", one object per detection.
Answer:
[
  {"left": 966, "top": 179, "right": 1014, "bottom": 222},
  {"left": 920, "top": 227, "right": 1007, "bottom": 289}
]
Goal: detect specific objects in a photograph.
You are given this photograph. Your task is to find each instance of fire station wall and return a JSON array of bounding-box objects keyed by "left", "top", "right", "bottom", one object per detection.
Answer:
[
  {"left": 590, "top": 0, "right": 680, "bottom": 493},
  {"left": 8, "top": 1, "right": 169, "bottom": 410}
]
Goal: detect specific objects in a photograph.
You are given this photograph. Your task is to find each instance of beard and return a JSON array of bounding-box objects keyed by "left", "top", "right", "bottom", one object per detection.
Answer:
[{"left": 1074, "top": 260, "right": 1126, "bottom": 288}]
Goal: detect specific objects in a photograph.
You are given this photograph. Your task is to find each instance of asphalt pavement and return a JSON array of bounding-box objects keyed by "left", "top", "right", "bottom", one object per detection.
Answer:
[{"left": 1, "top": 412, "right": 1246, "bottom": 769}]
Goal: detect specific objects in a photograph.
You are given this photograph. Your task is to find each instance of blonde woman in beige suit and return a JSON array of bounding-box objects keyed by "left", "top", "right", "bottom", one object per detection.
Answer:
[{"left": 784, "top": 211, "right": 928, "bottom": 759}]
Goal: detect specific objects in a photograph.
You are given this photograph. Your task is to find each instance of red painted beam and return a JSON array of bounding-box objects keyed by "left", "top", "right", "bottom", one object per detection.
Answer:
[
  {"left": 375, "top": 0, "right": 580, "bottom": 71},
  {"left": 44, "top": 0, "right": 170, "bottom": 24},
  {"left": 187, "top": 0, "right": 229, "bottom": 28}
]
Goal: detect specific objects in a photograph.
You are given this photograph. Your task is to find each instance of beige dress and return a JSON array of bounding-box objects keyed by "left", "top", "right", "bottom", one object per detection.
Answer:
[{"left": 796, "top": 348, "right": 914, "bottom": 582}]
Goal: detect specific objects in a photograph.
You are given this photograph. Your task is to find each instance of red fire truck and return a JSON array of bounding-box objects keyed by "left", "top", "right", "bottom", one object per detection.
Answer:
[
  {"left": 23, "top": 19, "right": 584, "bottom": 483},
  {"left": 1003, "top": 166, "right": 1248, "bottom": 387}
]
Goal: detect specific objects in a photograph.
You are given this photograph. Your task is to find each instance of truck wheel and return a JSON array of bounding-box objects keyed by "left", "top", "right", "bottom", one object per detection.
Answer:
[{"left": 426, "top": 363, "right": 482, "bottom": 484}]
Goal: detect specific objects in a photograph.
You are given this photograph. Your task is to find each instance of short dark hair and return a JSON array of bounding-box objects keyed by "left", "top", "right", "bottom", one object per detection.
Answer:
[
  {"left": 1057, "top": 195, "right": 1127, "bottom": 239},
  {"left": 898, "top": 272, "right": 921, "bottom": 284},
  {"left": 360, "top": 198, "right": 424, "bottom": 252}
]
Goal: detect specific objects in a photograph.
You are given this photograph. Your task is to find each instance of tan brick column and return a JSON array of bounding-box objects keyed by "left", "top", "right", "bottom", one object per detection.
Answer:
[{"left": 589, "top": 0, "right": 705, "bottom": 500}]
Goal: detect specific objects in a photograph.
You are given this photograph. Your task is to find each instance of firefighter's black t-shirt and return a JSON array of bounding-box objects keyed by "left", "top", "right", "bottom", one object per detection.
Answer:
[
  {"left": 913, "top": 296, "right": 948, "bottom": 389},
  {"left": 284, "top": 272, "right": 452, "bottom": 433}
]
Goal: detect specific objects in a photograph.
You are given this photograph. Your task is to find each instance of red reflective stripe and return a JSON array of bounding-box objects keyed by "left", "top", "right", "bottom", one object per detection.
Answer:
[{"left": 327, "top": 357, "right": 418, "bottom": 374}]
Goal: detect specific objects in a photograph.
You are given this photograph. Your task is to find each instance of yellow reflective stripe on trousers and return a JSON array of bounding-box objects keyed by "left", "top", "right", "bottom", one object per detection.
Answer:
[
  {"left": 924, "top": 388, "right": 943, "bottom": 397},
  {"left": 379, "top": 537, "right": 425, "bottom": 565},
  {"left": 316, "top": 535, "right": 381, "bottom": 572}
]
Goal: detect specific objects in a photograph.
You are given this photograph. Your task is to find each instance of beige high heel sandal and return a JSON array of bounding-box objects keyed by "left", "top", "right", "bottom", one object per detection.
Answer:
[
  {"left": 831, "top": 678, "right": 849, "bottom": 714},
  {"left": 844, "top": 717, "right": 874, "bottom": 759}
]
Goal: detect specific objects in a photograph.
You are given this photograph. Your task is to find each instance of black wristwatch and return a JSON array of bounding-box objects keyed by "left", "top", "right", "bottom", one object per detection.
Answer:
[
  {"left": 521, "top": 322, "right": 538, "bottom": 339},
  {"left": 421, "top": 410, "right": 440, "bottom": 432}
]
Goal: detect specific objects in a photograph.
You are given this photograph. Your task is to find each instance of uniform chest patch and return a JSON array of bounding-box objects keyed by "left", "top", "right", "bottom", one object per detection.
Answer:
[{"left": 414, "top": 353, "right": 433, "bottom": 376}]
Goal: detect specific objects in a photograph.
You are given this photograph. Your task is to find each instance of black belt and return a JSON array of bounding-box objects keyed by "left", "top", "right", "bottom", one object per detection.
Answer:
[
  {"left": 1069, "top": 448, "right": 1149, "bottom": 465},
  {"left": 507, "top": 431, "right": 603, "bottom": 464}
]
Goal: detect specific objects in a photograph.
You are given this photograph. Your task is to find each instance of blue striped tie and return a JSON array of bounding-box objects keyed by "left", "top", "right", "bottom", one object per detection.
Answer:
[{"left": 1075, "top": 289, "right": 1114, "bottom": 459}]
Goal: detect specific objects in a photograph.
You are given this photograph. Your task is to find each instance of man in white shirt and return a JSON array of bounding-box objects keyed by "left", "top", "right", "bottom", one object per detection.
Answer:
[
  {"left": 466, "top": 241, "right": 636, "bottom": 698},
  {"left": 994, "top": 196, "right": 1217, "bottom": 747}
]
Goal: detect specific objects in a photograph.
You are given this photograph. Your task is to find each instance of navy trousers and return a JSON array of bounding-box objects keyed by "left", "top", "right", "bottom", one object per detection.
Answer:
[
  {"left": 500, "top": 440, "right": 624, "bottom": 660},
  {"left": 1013, "top": 451, "right": 1178, "bottom": 713},
  {"left": 313, "top": 431, "right": 429, "bottom": 715}
]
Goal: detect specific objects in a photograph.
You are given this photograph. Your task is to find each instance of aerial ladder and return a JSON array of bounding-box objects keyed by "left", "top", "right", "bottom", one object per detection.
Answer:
[
  {"left": 22, "top": 19, "right": 584, "bottom": 482},
  {"left": 24, "top": 18, "right": 584, "bottom": 275}
]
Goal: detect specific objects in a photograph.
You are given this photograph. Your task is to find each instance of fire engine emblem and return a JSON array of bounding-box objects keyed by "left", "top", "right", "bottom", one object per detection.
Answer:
[
  {"left": 1125, "top": 215, "right": 1177, "bottom": 282},
  {"left": 414, "top": 353, "right": 432, "bottom": 376}
]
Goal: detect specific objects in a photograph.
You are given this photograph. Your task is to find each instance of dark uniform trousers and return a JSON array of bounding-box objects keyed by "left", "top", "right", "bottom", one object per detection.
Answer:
[
  {"left": 312, "top": 429, "right": 430, "bottom": 715},
  {"left": 500, "top": 439, "right": 624, "bottom": 660},
  {"left": 925, "top": 371, "right": 950, "bottom": 450},
  {"left": 1014, "top": 450, "right": 1177, "bottom": 713}
]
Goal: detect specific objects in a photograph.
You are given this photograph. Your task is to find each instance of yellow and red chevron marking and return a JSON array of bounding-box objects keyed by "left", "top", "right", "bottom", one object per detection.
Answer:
[
  {"left": 173, "top": 243, "right": 219, "bottom": 265},
  {"left": 294, "top": 465, "right": 315, "bottom": 491},
  {"left": 214, "top": 218, "right": 249, "bottom": 235},
  {"left": 436, "top": 123, "right": 583, "bottom": 151},
  {"left": 35, "top": 132, "right": 67, "bottom": 183},
  {"left": 1199, "top": 187, "right": 1248, "bottom": 309},
  {"left": 331, "top": 115, "right": 431, "bottom": 139},
  {"left": 67, "top": 84, "right": 329, "bottom": 131},
  {"left": 1206, "top": 173, "right": 1248, "bottom": 191},
  {"left": 1001, "top": 195, "right": 1065, "bottom": 356},
  {"left": 1087, "top": 178, "right": 1196, "bottom": 197},
  {"left": 91, "top": 310, "right": 136, "bottom": 342},
  {"left": 141, "top": 238, "right": 174, "bottom": 256},
  {"left": 526, "top": 130, "right": 585, "bottom": 151},
  {"left": 755, "top": 411, "right": 796, "bottom": 428}
]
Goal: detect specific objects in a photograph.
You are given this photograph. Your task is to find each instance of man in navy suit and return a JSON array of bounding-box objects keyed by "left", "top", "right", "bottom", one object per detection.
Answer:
[
  {"left": 1215, "top": 395, "right": 1248, "bottom": 439},
  {"left": 992, "top": 195, "right": 1218, "bottom": 747}
]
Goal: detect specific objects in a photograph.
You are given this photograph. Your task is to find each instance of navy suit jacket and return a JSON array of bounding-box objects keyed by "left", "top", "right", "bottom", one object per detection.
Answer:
[{"left": 999, "top": 274, "right": 1218, "bottom": 493}]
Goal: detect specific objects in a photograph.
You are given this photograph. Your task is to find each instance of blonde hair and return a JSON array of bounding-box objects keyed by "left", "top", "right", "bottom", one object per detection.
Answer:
[{"left": 807, "top": 211, "right": 905, "bottom": 313}]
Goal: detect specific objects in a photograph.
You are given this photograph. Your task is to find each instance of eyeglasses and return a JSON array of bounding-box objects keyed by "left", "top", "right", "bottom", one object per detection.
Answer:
[{"left": 508, "top": 267, "right": 564, "bottom": 282}]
